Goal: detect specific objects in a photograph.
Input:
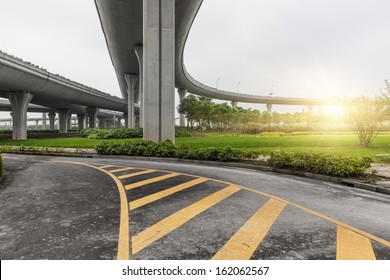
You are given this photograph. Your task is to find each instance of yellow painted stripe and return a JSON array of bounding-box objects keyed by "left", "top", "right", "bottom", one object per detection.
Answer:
[
  {"left": 238, "top": 186, "right": 390, "bottom": 248},
  {"left": 109, "top": 167, "right": 135, "bottom": 173},
  {"left": 212, "top": 199, "right": 286, "bottom": 260},
  {"left": 336, "top": 226, "right": 376, "bottom": 260},
  {"left": 118, "top": 170, "right": 156, "bottom": 180},
  {"left": 132, "top": 185, "right": 241, "bottom": 254},
  {"left": 56, "top": 161, "right": 130, "bottom": 260},
  {"left": 98, "top": 165, "right": 114, "bottom": 169},
  {"left": 130, "top": 177, "right": 208, "bottom": 210},
  {"left": 125, "top": 173, "right": 181, "bottom": 191}
]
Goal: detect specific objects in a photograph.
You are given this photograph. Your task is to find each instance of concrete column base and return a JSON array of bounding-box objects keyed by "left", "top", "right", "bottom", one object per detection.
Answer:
[
  {"left": 86, "top": 107, "right": 98, "bottom": 128},
  {"left": 42, "top": 113, "right": 47, "bottom": 130},
  {"left": 58, "top": 109, "right": 70, "bottom": 133},
  {"left": 125, "top": 74, "right": 138, "bottom": 129},
  {"left": 77, "top": 114, "right": 86, "bottom": 131},
  {"left": 7, "top": 91, "right": 33, "bottom": 140},
  {"left": 266, "top": 104, "right": 273, "bottom": 113},
  {"left": 48, "top": 112, "right": 56, "bottom": 131},
  {"left": 67, "top": 114, "right": 72, "bottom": 131},
  {"left": 135, "top": 46, "right": 144, "bottom": 128},
  {"left": 123, "top": 113, "right": 128, "bottom": 128}
]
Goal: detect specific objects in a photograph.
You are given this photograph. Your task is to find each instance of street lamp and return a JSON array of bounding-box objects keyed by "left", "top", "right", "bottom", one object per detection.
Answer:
[
  {"left": 216, "top": 78, "right": 221, "bottom": 89},
  {"left": 269, "top": 84, "right": 274, "bottom": 97},
  {"left": 237, "top": 81, "right": 241, "bottom": 93}
]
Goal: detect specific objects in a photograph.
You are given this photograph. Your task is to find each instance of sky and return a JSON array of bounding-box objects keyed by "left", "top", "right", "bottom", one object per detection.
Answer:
[{"left": 1, "top": 0, "right": 390, "bottom": 117}]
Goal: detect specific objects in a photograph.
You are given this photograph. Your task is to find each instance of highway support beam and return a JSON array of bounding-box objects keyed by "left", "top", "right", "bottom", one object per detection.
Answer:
[
  {"left": 143, "top": 0, "right": 175, "bottom": 143},
  {"left": 48, "top": 112, "right": 56, "bottom": 131},
  {"left": 135, "top": 46, "right": 144, "bottom": 128},
  {"left": 42, "top": 113, "right": 47, "bottom": 130},
  {"left": 231, "top": 101, "right": 238, "bottom": 108},
  {"left": 266, "top": 103, "right": 273, "bottom": 113},
  {"left": 123, "top": 113, "right": 128, "bottom": 127},
  {"left": 67, "top": 114, "right": 72, "bottom": 131},
  {"left": 7, "top": 91, "right": 33, "bottom": 140},
  {"left": 58, "top": 109, "right": 70, "bottom": 133},
  {"left": 77, "top": 114, "right": 86, "bottom": 131},
  {"left": 86, "top": 106, "right": 98, "bottom": 128},
  {"left": 124, "top": 74, "right": 138, "bottom": 129},
  {"left": 177, "top": 89, "right": 187, "bottom": 127}
]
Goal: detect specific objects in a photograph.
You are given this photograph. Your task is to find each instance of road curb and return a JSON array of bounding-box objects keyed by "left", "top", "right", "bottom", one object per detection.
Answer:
[{"left": 2, "top": 151, "right": 389, "bottom": 195}]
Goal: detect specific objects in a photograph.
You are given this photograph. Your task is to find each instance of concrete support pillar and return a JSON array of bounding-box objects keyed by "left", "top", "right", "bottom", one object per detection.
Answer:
[
  {"left": 48, "top": 112, "right": 56, "bottom": 131},
  {"left": 266, "top": 104, "right": 273, "bottom": 113},
  {"left": 135, "top": 46, "right": 144, "bottom": 128},
  {"left": 231, "top": 101, "right": 238, "bottom": 108},
  {"left": 7, "top": 91, "right": 33, "bottom": 140},
  {"left": 98, "top": 118, "right": 106, "bottom": 129},
  {"left": 116, "top": 117, "right": 122, "bottom": 128},
  {"left": 124, "top": 74, "right": 138, "bottom": 129},
  {"left": 123, "top": 113, "right": 128, "bottom": 127},
  {"left": 35, "top": 120, "right": 39, "bottom": 126},
  {"left": 143, "top": 0, "right": 175, "bottom": 143},
  {"left": 67, "top": 114, "right": 72, "bottom": 131},
  {"left": 77, "top": 114, "right": 86, "bottom": 131},
  {"left": 86, "top": 107, "right": 98, "bottom": 128},
  {"left": 42, "top": 113, "right": 47, "bottom": 130},
  {"left": 177, "top": 89, "right": 187, "bottom": 127},
  {"left": 58, "top": 109, "right": 70, "bottom": 133}
]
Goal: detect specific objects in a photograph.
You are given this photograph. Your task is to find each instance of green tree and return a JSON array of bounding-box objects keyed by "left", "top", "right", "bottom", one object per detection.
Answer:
[{"left": 348, "top": 96, "right": 386, "bottom": 147}]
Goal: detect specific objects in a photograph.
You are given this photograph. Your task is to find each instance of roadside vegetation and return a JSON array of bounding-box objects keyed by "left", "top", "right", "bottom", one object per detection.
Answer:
[
  {"left": 95, "top": 140, "right": 374, "bottom": 178},
  {"left": 1, "top": 133, "right": 390, "bottom": 161}
]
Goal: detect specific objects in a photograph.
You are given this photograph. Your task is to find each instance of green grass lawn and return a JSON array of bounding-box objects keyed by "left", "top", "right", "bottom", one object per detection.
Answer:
[{"left": 1, "top": 134, "right": 390, "bottom": 161}]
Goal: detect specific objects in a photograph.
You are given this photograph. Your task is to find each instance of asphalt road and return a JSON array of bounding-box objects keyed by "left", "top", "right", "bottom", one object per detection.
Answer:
[{"left": 1, "top": 153, "right": 389, "bottom": 260}]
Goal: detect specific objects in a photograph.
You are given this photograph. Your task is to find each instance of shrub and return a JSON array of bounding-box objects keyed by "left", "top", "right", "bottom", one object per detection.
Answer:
[
  {"left": 95, "top": 140, "right": 259, "bottom": 162},
  {"left": 268, "top": 151, "right": 373, "bottom": 177},
  {"left": 175, "top": 126, "right": 192, "bottom": 137},
  {"left": 81, "top": 127, "right": 191, "bottom": 139},
  {"left": 81, "top": 128, "right": 143, "bottom": 139}
]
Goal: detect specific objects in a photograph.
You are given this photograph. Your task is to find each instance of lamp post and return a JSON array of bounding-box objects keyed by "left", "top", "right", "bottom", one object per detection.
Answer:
[
  {"left": 216, "top": 78, "right": 221, "bottom": 89},
  {"left": 237, "top": 81, "right": 241, "bottom": 93},
  {"left": 269, "top": 84, "right": 274, "bottom": 97}
]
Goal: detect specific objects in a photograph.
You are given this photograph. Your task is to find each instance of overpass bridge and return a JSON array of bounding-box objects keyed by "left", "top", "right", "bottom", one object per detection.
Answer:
[
  {"left": 1, "top": 1, "right": 338, "bottom": 141},
  {"left": 95, "top": 0, "right": 338, "bottom": 142},
  {"left": 0, "top": 50, "right": 136, "bottom": 139},
  {"left": 0, "top": 99, "right": 127, "bottom": 130}
]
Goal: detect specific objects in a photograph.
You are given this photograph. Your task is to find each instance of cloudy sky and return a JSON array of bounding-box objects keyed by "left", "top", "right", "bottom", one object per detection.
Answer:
[{"left": 1, "top": 0, "right": 390, "bottom": 115}]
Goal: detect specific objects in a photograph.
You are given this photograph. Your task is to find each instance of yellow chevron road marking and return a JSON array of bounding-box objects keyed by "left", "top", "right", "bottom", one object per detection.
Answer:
[
  {"left": 109, "top": 167, "right": 135, "bottom": 173},
  {"left": 212, "top": 199, "right": 286, "bottom": 260},
  {"left": 118, "top": 170, "right": 156, "bottom": 180},
  {"left": 132, "top": 185, "right": 241, "bottom": 254},
  {"left": 130, "top": 177, "right": 209, "bottom": 210},
  {"left": 125, "top": 173, "right": 181, "bottom": 191},
  {"left": 336, "top": 226, "right": 376, "bottom": 260}
]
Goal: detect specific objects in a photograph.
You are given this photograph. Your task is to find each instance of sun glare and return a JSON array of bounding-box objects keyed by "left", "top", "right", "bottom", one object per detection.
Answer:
[{"left": 322, "top": 105, "right": 346, "bottom": 116}]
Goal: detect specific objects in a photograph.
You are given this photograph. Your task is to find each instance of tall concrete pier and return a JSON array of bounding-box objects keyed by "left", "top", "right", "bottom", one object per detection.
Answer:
[
  {"left": 7, "top": 91, "right": 33, "bottom": 140},
  {"left": 143, "top": 0, "right": 175, "bottom": 142}
]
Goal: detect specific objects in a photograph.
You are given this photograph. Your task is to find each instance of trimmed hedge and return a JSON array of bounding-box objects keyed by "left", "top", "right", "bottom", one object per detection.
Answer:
[
  {"left": 81, "top": 127, "right": 192, "bottom": 139},
  {"left": 0, "top": 131, "right": 80, "bottom": 140},
  {"left": 95, "top": 140, "right": 259, "bottom": 162},
  {"left": 268, "top": 151, "right": 373, "bottom": 177},
  {"left": 81, "top": 128, "right": 143, "bottom": 139}
]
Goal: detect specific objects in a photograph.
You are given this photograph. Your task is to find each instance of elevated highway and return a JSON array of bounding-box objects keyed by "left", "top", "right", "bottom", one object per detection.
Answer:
[
  {"left": 95, "top": 0, "right": 337, "bottom": 142},
  {"left": 0, "top": 50, "right": 133, "bottom": 138}
]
